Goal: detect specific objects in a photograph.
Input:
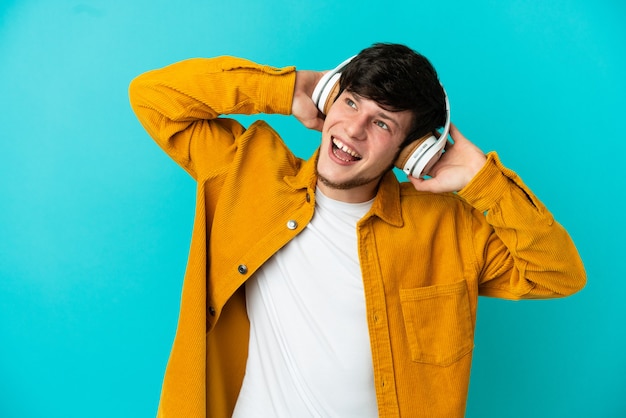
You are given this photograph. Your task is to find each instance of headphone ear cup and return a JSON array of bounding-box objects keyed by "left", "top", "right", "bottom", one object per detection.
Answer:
[
  {"left": 315, "top": 74, "right": 341, "bottom": 115},
  {"left": 394, "top": 133, "right": 433, "bottom": 171},
  {"left": 321, "top": 78, "right": 341, "bottom": 114},
  {"left": 312, "top": 56, "right": 355, "bottom": 114}
]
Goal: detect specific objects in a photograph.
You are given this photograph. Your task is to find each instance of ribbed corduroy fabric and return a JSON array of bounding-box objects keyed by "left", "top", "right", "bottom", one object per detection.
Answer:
[{"left": 129, "top": 57, "right": 586, "bottom": 418}]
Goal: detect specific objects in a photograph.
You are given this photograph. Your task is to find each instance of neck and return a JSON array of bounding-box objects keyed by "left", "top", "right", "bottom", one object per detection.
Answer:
[{"left": 316, "top": 178, "right": 379, "bottom": 203}]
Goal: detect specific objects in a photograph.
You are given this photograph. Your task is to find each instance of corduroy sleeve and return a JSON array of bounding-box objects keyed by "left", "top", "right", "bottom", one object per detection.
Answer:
[
  {"left": 458, "top": 152, "right": 586, "bottom": 299},
  {"left": 128, "top": 56, "right": 297, "bottom": 180}
]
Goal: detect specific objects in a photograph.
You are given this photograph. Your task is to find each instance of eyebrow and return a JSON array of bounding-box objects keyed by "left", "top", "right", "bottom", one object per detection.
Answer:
[{"left": 351, "top": 93, "right": 401, "bottom": 129}]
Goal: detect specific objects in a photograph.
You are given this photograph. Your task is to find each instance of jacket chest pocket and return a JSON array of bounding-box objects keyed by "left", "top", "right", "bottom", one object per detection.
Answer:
[{"left": 400, "top": 280, "right": 474, "bottom": 367}]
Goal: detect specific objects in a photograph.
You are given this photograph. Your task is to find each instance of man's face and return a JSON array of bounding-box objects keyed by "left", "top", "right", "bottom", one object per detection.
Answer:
[{"left": 316, "top": 90, "right": 413, "bottom": 203}]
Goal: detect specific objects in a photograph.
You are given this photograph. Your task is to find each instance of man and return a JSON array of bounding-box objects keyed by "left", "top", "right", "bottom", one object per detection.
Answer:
[{"left": 129, "top": 43, "right": 585, "bottom": 418}]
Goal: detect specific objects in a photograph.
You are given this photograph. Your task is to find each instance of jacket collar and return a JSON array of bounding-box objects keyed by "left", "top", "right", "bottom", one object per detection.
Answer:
[{"left": 284, "top": 149, "right": 404, "bottom": 227}]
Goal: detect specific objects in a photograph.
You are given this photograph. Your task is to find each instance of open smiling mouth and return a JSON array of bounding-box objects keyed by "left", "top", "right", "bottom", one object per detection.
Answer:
[{"left": 332, "top": 137, "right": 362, "bottom": 163}]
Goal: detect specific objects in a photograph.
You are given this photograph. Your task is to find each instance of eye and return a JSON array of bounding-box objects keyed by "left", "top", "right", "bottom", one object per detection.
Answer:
[
  {"left": 345, "top": 98, "right": 357, "bottom": 109},
  {"left": 375, "top": 120, "right": 389, "bottom": 130}
]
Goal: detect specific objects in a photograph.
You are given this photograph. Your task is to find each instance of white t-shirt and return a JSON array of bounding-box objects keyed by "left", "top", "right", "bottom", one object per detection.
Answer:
[{"left": 232, "top": 188, "right": 377, "bottom": 418}]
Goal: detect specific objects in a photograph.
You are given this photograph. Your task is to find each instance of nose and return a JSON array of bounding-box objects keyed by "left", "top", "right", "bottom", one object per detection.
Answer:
[{"left": 345, "top": 114, "right": 368, "bottom": 141}]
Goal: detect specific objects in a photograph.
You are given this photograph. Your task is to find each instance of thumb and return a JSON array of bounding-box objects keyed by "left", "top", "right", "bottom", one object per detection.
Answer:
[
  {"left": 408, "top": 175, "right": 429, "bottom": 191},
  {"left": 407, "top": 174, "right": 446, "bottom": 193}
]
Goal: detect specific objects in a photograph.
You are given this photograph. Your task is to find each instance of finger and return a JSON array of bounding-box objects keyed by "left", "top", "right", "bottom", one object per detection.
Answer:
[
  {"left": 408, "top": 175, "right": 440, "bottom": 193},
  {"left": 449, "top": 122, "right": 459, "bottom": 136},
  {"left": 448, "top": 123, "right": 467, "bottom": 144}
]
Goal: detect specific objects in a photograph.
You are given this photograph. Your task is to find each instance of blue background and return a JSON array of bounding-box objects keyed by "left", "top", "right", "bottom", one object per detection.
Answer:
[{"left": 1, "top": 0, "right": 624, "bottom": 417}]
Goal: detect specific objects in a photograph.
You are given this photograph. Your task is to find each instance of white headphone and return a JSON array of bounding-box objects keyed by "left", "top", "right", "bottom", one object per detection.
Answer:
[{"left": 312, "top": 56, "right": 451, "bottom": 178}]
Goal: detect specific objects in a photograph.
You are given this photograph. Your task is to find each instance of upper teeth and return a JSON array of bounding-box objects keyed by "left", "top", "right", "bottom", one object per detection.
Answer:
[{"left": 333, "top": 138, "right": 362, "bottom": 159}]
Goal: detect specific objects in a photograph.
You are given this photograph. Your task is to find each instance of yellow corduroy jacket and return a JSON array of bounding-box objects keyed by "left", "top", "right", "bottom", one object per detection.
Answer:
[{"left": 129, "top": 56, "right": 586, "bottom": 418}]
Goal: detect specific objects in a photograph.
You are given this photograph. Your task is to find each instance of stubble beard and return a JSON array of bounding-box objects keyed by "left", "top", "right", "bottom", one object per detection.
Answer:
[
  {"left": 315, "top": 161, "right": 395, "bottom": 191},
  {"left": 314, "top": 145, "right": 402, "bottom": 191}
]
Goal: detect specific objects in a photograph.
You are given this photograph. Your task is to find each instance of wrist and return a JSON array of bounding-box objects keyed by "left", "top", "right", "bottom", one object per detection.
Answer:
[{"left": 457, "top": 152, "right": 509, "bottom": 211}]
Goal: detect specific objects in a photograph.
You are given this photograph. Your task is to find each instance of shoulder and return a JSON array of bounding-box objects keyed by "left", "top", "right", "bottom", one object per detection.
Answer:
[
  {"left": 397, "top": 180, "right": 486, "bottom": 226},
  {"left": 398, "top": 181, "right": 470, "bottom": 211},
  {"left": 208, "top": 120, "right": 306, "bottom": 188}
]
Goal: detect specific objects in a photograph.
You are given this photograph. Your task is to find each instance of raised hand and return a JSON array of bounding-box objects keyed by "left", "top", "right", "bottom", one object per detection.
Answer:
[
  {"left": 292, "top": 70, "right": 326, "bottom": 131},
  {"left": 408, "top": 123, "right": 487, "bottom": 193}
]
